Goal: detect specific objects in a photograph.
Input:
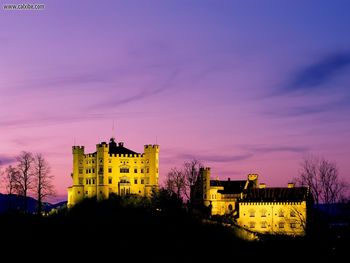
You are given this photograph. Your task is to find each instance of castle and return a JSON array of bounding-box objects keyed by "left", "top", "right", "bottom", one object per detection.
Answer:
[
  {"left": 67, "top": 138, "right": 159, "bottom": 207},
  {"left": 191, "top": 167, "right": 311, "bottom": 236}
]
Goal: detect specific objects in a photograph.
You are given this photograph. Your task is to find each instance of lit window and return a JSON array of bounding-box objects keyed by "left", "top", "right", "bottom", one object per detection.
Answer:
[
  {"left": 261, "top": 222, "right": 267, "bottom": 228},
  {"left": 290, "top": 222, "right": 297, "bottom": 228},
  {"left": 120, "top": 168, "right": 129, "bottom": 173},
  {"left": 249, "top": 210, "right": 255, "bottom": 217},
  {"left": 261, "top": 210, "right": 267, "bottom": 217},
  {"left": 278, "top": 222, "right": 285, "bottom": 228}
]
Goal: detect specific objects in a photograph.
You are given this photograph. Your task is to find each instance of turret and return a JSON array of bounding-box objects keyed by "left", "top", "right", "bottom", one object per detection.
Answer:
[
  {"left": 72, "top": 146, "right": 85, "bottom": 185},
  {"left": 96, "top": 141, "right": 109, "bottom": 200},
  {"left": 200, "top": 167, "right": 211, "bottom": 206},
  {"left": 144, "top": 144, "right": 159, "bottom": 189}
]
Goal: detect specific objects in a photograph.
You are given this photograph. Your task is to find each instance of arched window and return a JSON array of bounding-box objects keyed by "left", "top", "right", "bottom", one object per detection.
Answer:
[{"left": 228, "top": 204, "right": 233, "bottom": 211}]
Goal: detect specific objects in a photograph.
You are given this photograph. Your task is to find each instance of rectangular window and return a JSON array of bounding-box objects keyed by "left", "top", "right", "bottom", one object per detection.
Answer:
[
  {"left": 89, "top": 169, "right": 91, "bottom": 173},
  {"left": 79, "top": 169, "right": 83, "bottom": 174},
  {"left": 85, "top": 191, "right": 88, "bottom": 195},
  {"left": 86, "top": 179, "right": 88, "bottom": 184},
  {"left": 86, "top": 169, "right": 89, "bottom": 174},
  {"left": 290, "top": 210, "right": 296, "bottom": 217},
  {"left": 249, "top": 222, "right": 255, "bottom": 228},
  {"left": 99, "top": 176, "right": 103, "bottom": 184},
  {"left": 146, "top": 168, "right": 149, "bottom": 173},
  {"left": 261, "top": 210, "right": 267, "bottom": 217},
  {"left": 141, "top": 168, "right": 144, "bottom": 173},
  {"left": 120, "top": 168, "right": 129, "bottom": 173},
  {"left": 278, "top": 211, "right": 284, "bottom": 217},
  {"left": 279, "top": 222, "right": 285, "bottom": 228},
  {"left": 108, "top": 178, "right": 112, "bottom": 184},
  {"left": 141, "top": 179, "right": 144, "bottom": 184},
  {"left": 134, "top": 179, "right": 137, "bottom": 184},
  {"left": 290, "top": 223, "right": 297, "bottom": 228},
  {"left": 92, "top": 168, "right": 95, "bottom": 173},
  {"left": 134, "top": 168, "right": 137, "bottom": 173},
  {"left": 249, "top": 211, "right": 255, "bottom": 217},
  {"left": 261, "top": 222, "right": 267, "bottom": 228},
  {"left": 92, "top": 179, "right": 95, "bottom": 184},
  {"left": 108, "top": 168, "right": 112, "bottom": 173},
  {"left": 79, "top": 178, "right": 83, "bottom": 185}
]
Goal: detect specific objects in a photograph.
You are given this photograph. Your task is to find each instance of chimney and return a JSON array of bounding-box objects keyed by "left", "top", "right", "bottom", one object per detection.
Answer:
[
  {"left": 288, "top": 183, "right": 295, "bottom": 188},
  {"left": 259, "top": 183, "right": 266, "bottom": 189},
  {"left": 228, "top": 178, "right": 231, "bottom": 181}
]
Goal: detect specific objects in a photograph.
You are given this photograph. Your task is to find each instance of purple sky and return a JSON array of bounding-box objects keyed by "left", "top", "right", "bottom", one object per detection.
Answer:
[{"left": 1, "top": 0, "right": 350, "bottom": 202}]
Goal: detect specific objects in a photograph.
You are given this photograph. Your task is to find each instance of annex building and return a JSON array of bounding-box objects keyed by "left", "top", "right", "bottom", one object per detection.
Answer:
[
  {"left": 191, "top": 167, "right": 311, "bottom": 236},
  {"left": 67, "top": 137, "right": 159, "bottom": 207}
]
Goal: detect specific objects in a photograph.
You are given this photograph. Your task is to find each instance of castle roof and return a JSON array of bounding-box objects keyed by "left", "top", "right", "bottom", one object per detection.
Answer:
[
  {"left": 210, "top": 180, "right": 247, "bottom": 194},
  {"left": 243, "top": 187, "right": 309, "bottom": 202},
  {"left": 108, "top": 138, "right": 139, "bottom": 155}
]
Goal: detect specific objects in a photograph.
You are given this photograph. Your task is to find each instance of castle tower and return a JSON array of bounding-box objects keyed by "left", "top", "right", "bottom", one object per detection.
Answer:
[
  {"left": 143, "top": 144, "right": 159, "bottom": 196},
  {"left": 96, "top": 141, "right": 109, "bottom": 201},
  {"left": 200, "top": 167, "right": 211, "bottom": 207},
  {"left": 68, "top": 146, "right": 85, "bottom": 207}
]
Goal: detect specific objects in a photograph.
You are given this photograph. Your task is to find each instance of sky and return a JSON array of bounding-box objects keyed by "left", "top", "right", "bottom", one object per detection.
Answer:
[{"left": 1, "top": 0, "right": 350, "bottom": 203}]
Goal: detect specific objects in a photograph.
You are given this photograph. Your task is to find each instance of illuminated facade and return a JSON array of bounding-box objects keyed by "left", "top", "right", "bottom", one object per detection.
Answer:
[
  {"left": 67, "top": 138, "right": 159, "bottom": 207},
  {"left": 192, "top": 167, "right": 310, "bottom": 236}
]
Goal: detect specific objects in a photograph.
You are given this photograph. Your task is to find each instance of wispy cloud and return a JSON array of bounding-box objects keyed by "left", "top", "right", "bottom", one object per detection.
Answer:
[
  {"left": 244, "top": 145, "right": 308, "bottom": 154},
  {"left": 0, "top": 112, "right": 143, "bottom": 129},
  {"left": 178, "top": 153, "right": 254, "bottom": 163},
  {"left": 0, "top": 155, "right": 15, "bottom": 166},
  {"left": 90, "top": 69, "right": 179, "bottom": 109},
  {"left": 285, "top": 51, "right": 350, "bottom": 93}
]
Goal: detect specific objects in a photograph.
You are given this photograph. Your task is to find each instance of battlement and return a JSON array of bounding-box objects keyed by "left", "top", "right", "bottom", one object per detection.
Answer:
[
  {"left": 97, "top": 143, "right": 108, "bottom": 148},
  {"left": 72, "top": 146, "right": 84, "bottom": 150},
  {"left": 109, "top": 153, "right": 144, "bottom": 158},
  {"left": 248, "top": 173, "right": 258, "bottom": 181},
  {"left": 144, "top": 144, "right": 159, "bottom": 149}
]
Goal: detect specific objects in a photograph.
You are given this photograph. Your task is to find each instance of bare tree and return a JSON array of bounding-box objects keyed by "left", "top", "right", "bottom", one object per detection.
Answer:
[
  {"left": 14, "top": 151, "right": 34, "bottom": 212},
  {"left": 183, "top": 159, "right": 203, "bottom": 200},
  {"left": 164, "top": 167, "right": 186, "bottom": 200},
  {"left": 3, "top": 165, "right": 20, "bottom": 195},
  {"left": 296, "top": 155, "right": 348, "bottom": 204},
  {"left": 33, "top": 153, "right": 55, "bottom": 215}
]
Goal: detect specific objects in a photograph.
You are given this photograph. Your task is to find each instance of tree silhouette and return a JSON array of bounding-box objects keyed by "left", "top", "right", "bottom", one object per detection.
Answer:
[
  {"left": 296, "top": 155, "right": 348, "bottom": 204},
  {"left": 14, "top": 151, "right": 34, "bottom": 212},
  {"left": 33, "top": 153, "right": 55, "bottom": 215}
]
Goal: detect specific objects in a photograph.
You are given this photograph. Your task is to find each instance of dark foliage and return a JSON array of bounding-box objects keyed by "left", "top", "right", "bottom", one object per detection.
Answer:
[{"left": 0, "top": 195, "right": 349, "bottom": 262}]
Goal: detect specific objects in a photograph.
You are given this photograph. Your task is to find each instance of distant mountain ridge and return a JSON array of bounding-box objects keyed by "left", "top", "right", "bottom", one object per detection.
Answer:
[{"left": 0, "top": 193, "right": 67, "bottom": 214}]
